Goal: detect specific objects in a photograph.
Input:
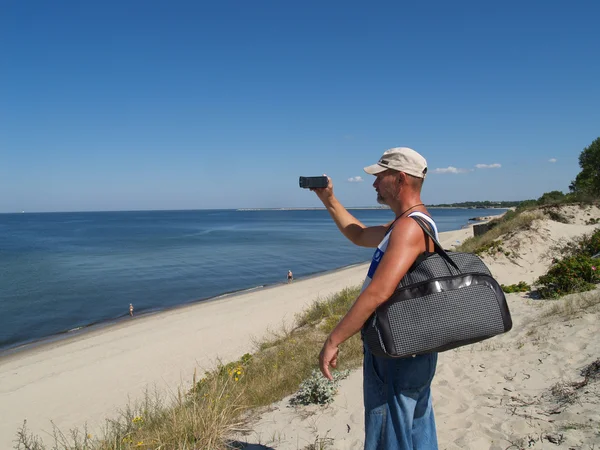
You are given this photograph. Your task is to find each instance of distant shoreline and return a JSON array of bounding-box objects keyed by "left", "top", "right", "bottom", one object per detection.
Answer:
[
  {"left": 235, "top": 206, "right": 509, "bottom": 211},
  {"left": 2, "top": 206, "right": 514, "bottom": 214}
]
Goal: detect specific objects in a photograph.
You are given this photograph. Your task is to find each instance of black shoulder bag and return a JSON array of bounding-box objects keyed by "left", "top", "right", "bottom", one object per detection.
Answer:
[{"left": 362, "top": 215, "right": 512, "bottom": 358}]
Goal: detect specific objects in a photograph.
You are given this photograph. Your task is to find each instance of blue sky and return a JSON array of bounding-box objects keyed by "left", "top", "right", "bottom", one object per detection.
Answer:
[{"left": 1, "top": 1, "right": 599, "bottom": 212}]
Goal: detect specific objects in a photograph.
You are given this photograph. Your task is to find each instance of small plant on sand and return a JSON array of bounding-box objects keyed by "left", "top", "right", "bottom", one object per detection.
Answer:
[
  {"left": 473, "top": 240, "right": 505, "bottom": 256},
  {"left": 302, "top": 433, "right": 335, "bottom": 450},
  {"left": 290, "top": 369, "right": 350, "bottom": 406},
  {"left": 501, "top": 281, "right": 530, "bottom": 293},
  {"left": 15, "top": 421, "right": 45, "bottom": 450}
]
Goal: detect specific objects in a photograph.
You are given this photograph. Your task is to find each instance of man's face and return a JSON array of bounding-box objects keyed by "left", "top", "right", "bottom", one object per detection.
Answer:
[{"left": 373, "top": 169, "right": 400, "bottom": 205}]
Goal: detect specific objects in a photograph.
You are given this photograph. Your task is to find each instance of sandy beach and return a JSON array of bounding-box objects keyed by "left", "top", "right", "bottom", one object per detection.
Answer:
[
  {"left": 2, "top": 206, "right": 599, "bottom": 449},
  {"left": 0, "top": 225, "right": 472, "bottom": 448}
]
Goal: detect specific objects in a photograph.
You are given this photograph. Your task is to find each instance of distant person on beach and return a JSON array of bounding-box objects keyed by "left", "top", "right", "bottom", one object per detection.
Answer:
[
  {"left": 287, "top": 270, "right": 293, "bottom": 283},
  {"left": 311, "top": 147, "right": 439, "bottom": 449},
  {"left": 129, "top": 303, "right": 134, "bottom": 317}
]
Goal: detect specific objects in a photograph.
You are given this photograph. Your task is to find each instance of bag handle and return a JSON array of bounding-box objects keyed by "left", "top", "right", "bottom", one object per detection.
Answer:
[{"left": 410, "top": 215, "right": 462, "bottom": 273}]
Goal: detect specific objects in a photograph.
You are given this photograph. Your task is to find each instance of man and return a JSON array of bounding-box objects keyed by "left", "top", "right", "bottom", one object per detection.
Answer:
[
  {"left": 311, "top": 147, "right": 439, "bottom": 450},
  {"left": 287, "top": 269, "right": 293, "bottom": 283},
  {"left": 129, "top": 303, "right": 134, "bottom": 317}
]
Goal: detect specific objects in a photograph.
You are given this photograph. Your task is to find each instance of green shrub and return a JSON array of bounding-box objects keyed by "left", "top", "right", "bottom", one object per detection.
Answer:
[
  {"left": 536, "top": 255, "right": 599, "bottom": 299},
  {"left": 516, "top": 199, "right": 539, "bottom": 211},
  {"left": 538, "top": 190, "right": 567, "bottom": 205},
  {"left": 586, "top": 218, "right": 599, "bottom": 225},
  {"left": 289, "top": 369, "right": 350, "bottom": 405},
  {"left": 501, "top": 281, "right": 531, "bottom": 293},
  {"left": 499, "top": 210, "right": 518, "bottom": 222},
  {"left": 577, "top": 228, "right": 600, "bottom": 255}
]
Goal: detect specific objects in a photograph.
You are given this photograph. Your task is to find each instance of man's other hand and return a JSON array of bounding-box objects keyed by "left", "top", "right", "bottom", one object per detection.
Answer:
[{"left": 319, "top": 336, "right": 339, "bottom": 381}]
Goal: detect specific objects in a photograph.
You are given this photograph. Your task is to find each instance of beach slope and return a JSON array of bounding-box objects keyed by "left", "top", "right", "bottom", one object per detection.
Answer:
[{"left": 0, "top": 226, "right": 472, "bottom": 447}]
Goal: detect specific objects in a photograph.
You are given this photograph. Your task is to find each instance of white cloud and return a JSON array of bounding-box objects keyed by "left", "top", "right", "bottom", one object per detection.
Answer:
[
  {"left": 432, "top": 166, "right": 470, "bottom": 174},
  {"left": 348, "top": 176, "right": 363, "bottom": 183},
  {"left": 549, "top": 158, "right": 557, "bottom": 163},
  {"left": 475, "top": 163, "right": 501, "bottom": 169}
]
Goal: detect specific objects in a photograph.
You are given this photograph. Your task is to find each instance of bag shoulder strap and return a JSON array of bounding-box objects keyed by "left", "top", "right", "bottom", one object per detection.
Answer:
[
  {"left": 410, "top": 213, "right": 435, "bottom": 253},
  {"left": 410, "top": 215, "right": 462, "bottom": 273}
]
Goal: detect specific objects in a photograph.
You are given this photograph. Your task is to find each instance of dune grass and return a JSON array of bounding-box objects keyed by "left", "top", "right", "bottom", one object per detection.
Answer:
[
  {"left": 456, "top": 209, "right": 544, "bottom": 254},
  {"left": 15, "top": 286, "right": 363, "bottom": 450},
  {"left": 540, "top": 289, "right": 600, "bottom": 319}
]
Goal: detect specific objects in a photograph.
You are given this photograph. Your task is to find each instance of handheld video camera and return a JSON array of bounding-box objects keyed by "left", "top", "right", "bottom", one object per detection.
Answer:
[{"left": 299, "top": 176, "right": 328, "bottom": 189}]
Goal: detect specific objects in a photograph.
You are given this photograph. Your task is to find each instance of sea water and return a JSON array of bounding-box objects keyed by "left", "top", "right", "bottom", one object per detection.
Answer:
[{"left": 0, "top": 208, "right": 503, "bottom": 352}]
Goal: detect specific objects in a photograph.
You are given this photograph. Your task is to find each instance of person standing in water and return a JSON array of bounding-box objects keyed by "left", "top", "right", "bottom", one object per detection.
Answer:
[{"left": 129, "top": 303, "right": 134, "bottom": 317}]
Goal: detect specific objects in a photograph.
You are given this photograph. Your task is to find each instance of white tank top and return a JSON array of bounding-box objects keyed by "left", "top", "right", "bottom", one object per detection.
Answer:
[{"left": 360, "top": 212, "right": 439, "bottom": 293}]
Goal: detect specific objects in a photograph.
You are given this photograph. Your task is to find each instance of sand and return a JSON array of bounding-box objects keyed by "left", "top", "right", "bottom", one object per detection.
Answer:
[{"left": 2, "top": 207, "right": 599, "bottom": 449}]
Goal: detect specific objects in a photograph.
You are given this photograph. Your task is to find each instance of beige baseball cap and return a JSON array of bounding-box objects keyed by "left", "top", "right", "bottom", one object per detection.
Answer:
[{"left": 364, "top": 147, "right": 428, "bottom": 179}]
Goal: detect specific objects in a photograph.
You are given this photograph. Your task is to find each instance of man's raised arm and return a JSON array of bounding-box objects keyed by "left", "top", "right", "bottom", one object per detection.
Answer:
[{"left": 311, "top": 177, "right": 389, "bottom": 248}]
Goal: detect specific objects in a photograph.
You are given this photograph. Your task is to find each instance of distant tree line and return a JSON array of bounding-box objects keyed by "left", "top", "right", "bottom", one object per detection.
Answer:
[{"left": 426, "top": 201, "right": 521, "bottom": 208}]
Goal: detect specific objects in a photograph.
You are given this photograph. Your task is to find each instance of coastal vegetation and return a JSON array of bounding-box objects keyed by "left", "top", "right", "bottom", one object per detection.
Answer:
[
  {"left": 536, "top": 227, "right": 600, "bottom": 299},
  {"left": 457, "top": 205, "right": 599, "bottom": 299}
]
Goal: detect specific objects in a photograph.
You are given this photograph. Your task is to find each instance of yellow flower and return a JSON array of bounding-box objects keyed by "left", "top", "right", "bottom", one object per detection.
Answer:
[
  {"left": 136, "top": 441, "right": 144, "bottom": 447},
  {"left": 87, "top": 434, "right": 92, "bottom": 439},
  {"left": 132, "top": 416, "right": 144, "bottom": 424}
]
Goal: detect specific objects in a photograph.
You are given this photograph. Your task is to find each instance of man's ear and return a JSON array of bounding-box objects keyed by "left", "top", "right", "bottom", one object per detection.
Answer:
[{"left": 397, "top": 171, "right": 406, "bottom": 185}]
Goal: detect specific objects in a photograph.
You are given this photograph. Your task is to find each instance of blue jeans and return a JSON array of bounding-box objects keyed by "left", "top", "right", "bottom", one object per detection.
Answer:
[{"left": 363, "top": 345, "right": 438, "bottom": 450}]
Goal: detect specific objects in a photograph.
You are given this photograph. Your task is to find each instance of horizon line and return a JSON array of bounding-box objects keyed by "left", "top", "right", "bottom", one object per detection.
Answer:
[{"left": 0, "top": 203, "right": 519, "bottom": 215}]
